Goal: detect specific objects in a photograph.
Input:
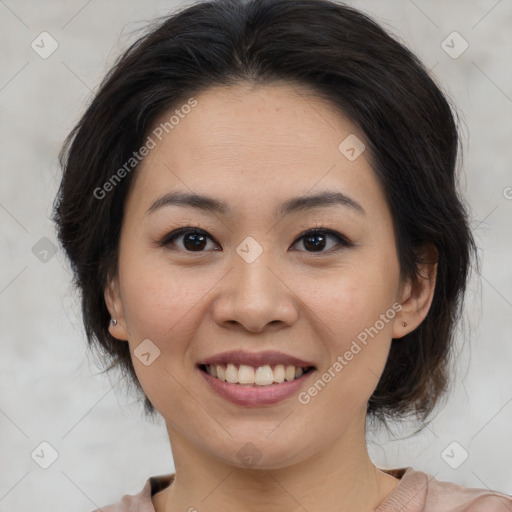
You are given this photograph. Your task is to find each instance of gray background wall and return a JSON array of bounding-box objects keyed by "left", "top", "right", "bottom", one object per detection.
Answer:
[{"left": 1, "top": 0, "right": 511, "bottom": 510}]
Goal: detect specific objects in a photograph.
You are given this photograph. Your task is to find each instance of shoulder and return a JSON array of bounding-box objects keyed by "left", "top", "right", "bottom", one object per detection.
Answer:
[
  {"left": 88, "top": 474, "right": 174, "bottom": 512},
  {"left": 426, "top": 471, "right": 512, "bottom": 512},
  {"left": 408, "top": 467, "right": 512, "bottom": 512}
]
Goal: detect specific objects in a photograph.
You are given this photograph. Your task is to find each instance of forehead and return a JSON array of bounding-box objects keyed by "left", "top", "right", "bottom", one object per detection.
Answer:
[
  {"left": 127, "top": 82, "right": 384, "bottom": 218},
  {"left": 156, "top": 82, "right": 359, "bottom": 163}
]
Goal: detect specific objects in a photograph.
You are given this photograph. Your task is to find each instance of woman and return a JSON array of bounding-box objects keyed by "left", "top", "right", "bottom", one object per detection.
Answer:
[{"left": 53, "top": 0, "right": 512, "bottom": 510}]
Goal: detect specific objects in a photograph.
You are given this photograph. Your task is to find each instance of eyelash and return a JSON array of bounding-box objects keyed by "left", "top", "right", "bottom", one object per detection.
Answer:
[{"left": 158, "top": 225, "right": 353, "bottom": 255}]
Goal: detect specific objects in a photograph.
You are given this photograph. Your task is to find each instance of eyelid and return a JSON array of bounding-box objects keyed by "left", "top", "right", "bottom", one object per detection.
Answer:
[
  {"left": 291, "top": 226, "right": 353, "bottom": 251},
  {"left": 158, "top": 225, "right": 353, "bottom": 252},
  {"left": 158, "top": 226, "right": 220, "bottom": 249}
]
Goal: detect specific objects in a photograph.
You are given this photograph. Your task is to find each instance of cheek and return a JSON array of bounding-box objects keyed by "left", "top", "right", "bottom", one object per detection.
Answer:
[
  {"left": 116, "top": 240, "right": 220, "bottom": 369},
  {"left": 295, "top": 301, "right": 396, "bottom": 437},
  {"left": 305, "top": 255, "right": 400, "bottom": 343},
  {"left": 121, "top": 268, "right": 210, "bottom": 340},
  {"left": 297, "top": 253, "right": 400, "bottom": 404},
  {"left": 116, "top": 257, "right": 214, "bottom": 413}
]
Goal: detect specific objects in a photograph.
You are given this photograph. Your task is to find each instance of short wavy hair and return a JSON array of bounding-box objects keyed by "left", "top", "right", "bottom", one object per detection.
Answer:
[{"left": 53, "top": 0, "right": 476, "bottom": 427}]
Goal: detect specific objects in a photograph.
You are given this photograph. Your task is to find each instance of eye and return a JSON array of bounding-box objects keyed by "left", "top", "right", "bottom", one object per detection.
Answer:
[
  {"left": 159, "top": 227, "right": 220, "bottom": 252},
  {"left": 159, "top": 226, "right": 352, "bottom": 254},
  {"left": 291, "top": 227, "right": 352, "bottom": 254}
]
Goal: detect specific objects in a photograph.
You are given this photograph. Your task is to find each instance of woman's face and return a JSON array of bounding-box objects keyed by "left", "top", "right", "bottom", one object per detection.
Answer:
[{"left": 106, "top": 81, "right": 410, "bottom": 468}]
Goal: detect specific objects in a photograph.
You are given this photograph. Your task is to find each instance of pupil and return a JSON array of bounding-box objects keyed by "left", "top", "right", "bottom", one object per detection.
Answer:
[
  {"left": 182, "top": 232, "right": 327, "bottom": 252},
  {"left": 304, "top": 234, "right": 326, "bottom": 251},
  {"left": 184, "top": 233, "right": 206, "bottom": 251}
]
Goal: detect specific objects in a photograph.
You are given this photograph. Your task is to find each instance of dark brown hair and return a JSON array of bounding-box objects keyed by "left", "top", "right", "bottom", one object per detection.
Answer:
[{"left": 53, "top": 0, "right": 476, "bottom": 428}]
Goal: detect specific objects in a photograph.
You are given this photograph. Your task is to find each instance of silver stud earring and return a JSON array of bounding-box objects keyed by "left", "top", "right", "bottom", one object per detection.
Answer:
[{"left": 110, "top": 318, "right": 117, "bottom": 327}]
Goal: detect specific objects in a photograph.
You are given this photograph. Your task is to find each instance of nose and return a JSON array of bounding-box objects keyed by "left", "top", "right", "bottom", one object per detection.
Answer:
[{"left": 211, "top": 247, "right": 299, "bottom": 333}]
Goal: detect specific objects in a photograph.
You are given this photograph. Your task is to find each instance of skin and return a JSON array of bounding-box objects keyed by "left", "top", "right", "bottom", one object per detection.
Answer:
[{"left": 105, "top": 81, "right": 437, "bottom": 512}]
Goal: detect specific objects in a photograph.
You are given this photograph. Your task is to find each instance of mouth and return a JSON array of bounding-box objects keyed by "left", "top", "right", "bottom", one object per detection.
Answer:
[{"left": 197, "top": 363, "right": 316, "bottom": 386}]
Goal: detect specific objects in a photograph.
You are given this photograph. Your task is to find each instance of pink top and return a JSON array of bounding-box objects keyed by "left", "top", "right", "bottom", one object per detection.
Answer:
[{"left": 92, "top": 467, "right": 512, "bottom": 511}]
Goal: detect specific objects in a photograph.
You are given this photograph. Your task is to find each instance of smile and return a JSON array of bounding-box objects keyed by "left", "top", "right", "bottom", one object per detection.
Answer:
[
  {"left": 199, "top": 363, "right": 315, "bottom": 386},
  {"left": 197, "top": 363, "right": 316, "bottom": 406}
]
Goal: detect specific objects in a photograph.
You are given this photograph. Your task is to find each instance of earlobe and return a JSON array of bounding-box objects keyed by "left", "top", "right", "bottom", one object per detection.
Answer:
[
  {"left": 104, "top": 276, "right": 130, "bottom": 341},
  {"left": 393, "top": 245, "right": 438, "bottom": 339}
]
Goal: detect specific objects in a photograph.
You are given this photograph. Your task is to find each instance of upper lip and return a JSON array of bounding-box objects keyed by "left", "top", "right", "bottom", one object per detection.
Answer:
[{"left": 199, "top": 350, "right": 316, "bottom": 368}]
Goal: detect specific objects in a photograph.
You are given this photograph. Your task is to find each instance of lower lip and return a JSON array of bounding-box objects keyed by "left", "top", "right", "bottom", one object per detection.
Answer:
[{"left": 198, "top": 366, "right": 315, "bottom": 406}]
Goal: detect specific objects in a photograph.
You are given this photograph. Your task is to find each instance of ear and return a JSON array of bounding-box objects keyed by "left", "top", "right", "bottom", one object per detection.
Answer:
[
  {"left": 104, "top": 273, "right": 130, "bottom": 341},
  {"left": 393, "top": 244, "right": 438, "bottom": 339}
]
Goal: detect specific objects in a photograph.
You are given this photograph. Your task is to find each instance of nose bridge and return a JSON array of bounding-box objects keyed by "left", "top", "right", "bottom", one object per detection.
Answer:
[
  {"left": 212, "top": 234, "right": 298, "bottom": 331},
  {"left": 232, "top": 235, "right": 280, "bottom": 303}
]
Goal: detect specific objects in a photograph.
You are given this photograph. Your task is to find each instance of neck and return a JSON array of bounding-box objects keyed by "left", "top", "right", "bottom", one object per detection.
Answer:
[{"left": 154, "top": 413, "right": 399, "bottom": 512}]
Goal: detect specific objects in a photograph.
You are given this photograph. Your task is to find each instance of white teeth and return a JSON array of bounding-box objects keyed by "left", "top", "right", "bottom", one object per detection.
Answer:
[
  {"left": 225, "top": 363, "right": 238, "bottom": 383},
  {"left": 285, "top": 365, "right": 296, "bottom": 382},
  {"left": 273, "top": 364, "right": 285, "bottom": 383},
  {"left": 238, "top": 364, "right": 255, "bottom": 384},
  {"left": 255, "top": 365, "right": 274, "bottom": 385},
  {"left": 204, "top": 363, "right": 310, "bottom": 385}
]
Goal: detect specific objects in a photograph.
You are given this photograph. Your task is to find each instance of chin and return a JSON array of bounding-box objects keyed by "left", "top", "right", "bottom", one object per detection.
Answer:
[{"left": 206, "top": 433, "right": 317, "bottom": 471}]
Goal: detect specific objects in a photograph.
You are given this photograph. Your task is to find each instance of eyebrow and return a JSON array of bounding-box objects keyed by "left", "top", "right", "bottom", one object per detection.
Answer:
[{"left": 146, "top": 190, "right": 365, "bottom": 217}]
